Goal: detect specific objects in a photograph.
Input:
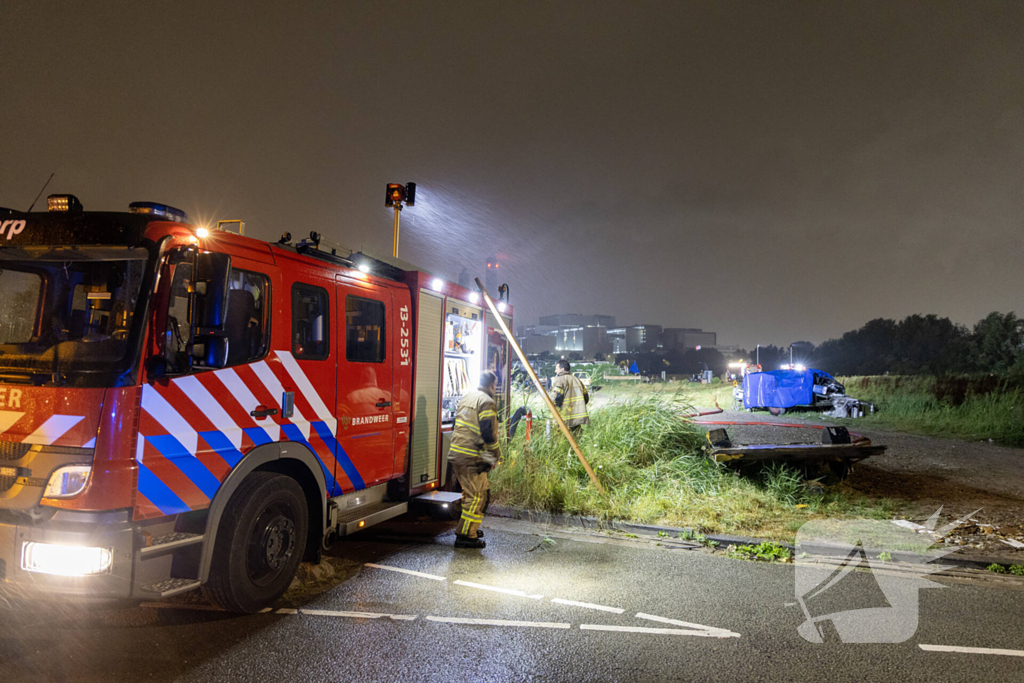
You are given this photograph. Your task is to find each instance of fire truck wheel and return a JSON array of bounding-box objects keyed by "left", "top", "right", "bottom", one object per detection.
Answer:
[{"left": 204, "top": 471, "right": 309, "bottom": 613}]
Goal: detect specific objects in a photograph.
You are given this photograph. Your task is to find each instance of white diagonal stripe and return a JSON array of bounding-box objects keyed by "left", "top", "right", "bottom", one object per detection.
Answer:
[
  {"left": 22, "top": 414, "right": 84, "bottom": 446},
  {"left": 251, "top": 361, "right": 309, "bottom": 439},
  {"left": 140, "top": 386, "right": 197, "bottom": 454},
  {"left": 174, "top": 376, "right": 242, "bottom": 449},
  {"left": 214, "top": 367, "right": 280, "bottom": 442},
  {"left": 276, "top": 350, "right": 333, "bottom": 421},
  {"left": 0, "top": 411, "right": 25, "bottom": 436},
  {"left": 635, "top": 612, "right": 739, "bottom": 637},
  {"left": 550, "top": 598, "right": 624, "bottom": 614},
  {"left": 135, "top": 433, "right": 145, "bottom": 463},
  {"left": 364, "top": 563, "right": 446, "bottom": 581}
]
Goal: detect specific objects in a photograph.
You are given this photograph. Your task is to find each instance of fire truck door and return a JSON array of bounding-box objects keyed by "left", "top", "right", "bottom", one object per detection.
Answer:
[{"left": 334, "top": 281, "right": 395, "bottom": 491}]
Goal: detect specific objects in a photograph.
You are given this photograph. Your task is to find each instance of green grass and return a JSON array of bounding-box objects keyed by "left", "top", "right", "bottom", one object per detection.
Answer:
[
  {"left": 490, "top": 394, "right": 899, "bottom": 541},
  {"left": 833, "top": 375, "right": 1024, "bottom": 446}
]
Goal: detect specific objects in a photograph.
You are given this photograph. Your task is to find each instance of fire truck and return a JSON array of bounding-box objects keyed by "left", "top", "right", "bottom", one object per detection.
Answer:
[{"left": 0, "top": 195, "right": 512, "bottom": 612}]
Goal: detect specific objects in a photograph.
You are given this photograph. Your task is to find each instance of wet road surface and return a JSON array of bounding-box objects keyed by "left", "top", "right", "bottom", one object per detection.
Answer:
[{"left": 2, "top": 516, "right": 1023, "bottom": 682}]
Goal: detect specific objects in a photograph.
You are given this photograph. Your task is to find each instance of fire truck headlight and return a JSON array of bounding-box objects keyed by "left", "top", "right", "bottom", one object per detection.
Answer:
[
  {"left": 43, "top": 465, "right": 92, "bottom": 499},
  {"left": 22, "top": 542, "right": 112, "bottom": 576}
]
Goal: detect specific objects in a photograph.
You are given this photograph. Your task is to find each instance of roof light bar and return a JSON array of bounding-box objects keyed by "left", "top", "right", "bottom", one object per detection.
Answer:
[{"left": 47, "top": 194, "right": 83, "bottom": 213}]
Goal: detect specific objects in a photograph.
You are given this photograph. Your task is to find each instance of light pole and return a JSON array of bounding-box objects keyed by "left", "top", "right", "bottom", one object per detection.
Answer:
[
  {"left": 385, "top": 182, "right": 416, "bottom": 258},
  {"left": 756, "top": 344, "right": 760, "bottom": 366}
]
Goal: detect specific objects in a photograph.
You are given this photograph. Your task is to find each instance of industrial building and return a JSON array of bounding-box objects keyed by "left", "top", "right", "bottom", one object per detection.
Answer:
[{"left": 517, "top": 314, "right": 718, "bottom": 358}]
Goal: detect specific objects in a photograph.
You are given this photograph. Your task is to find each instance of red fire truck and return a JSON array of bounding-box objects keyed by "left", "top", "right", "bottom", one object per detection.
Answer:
[{"left": 0, "top": 196, "right": 512, "bottom": 611}]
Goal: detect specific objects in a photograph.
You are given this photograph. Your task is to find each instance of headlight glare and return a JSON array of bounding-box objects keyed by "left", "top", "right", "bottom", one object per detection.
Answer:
[{"left": 21, "top": 542, "right": 113, "bottom": 576}]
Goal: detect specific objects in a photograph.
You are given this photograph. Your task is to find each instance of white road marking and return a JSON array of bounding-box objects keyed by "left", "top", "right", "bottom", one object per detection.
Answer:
[
  {"left": 364, "top": 563, "right": 447, "bottom": 581},
  {"left": 581, "top": 624, "right": 729, "bottom": 637},
  {"left": 300, "top": 608, "right": 416, "bottom": 621},
  {"left": 636, "top": 612, "right": 740, "bottom": 637},
  {"left": 919, "top": 644, "right": 1024, "bottom": 658},
  {"left": 453, "top": 580, "right": 543, "bottom": 599},
  {"left": 550, "top": 598, "right": 624, "bottom": 614},
  {"left": 139, "top": 602, "right": 224, "bottom": 612},
  {"left": 427, "top": 616, "right": 570, "bottom": 629},
  {"left": 276, "top": 608, "right": 298, "bottom": 614}
]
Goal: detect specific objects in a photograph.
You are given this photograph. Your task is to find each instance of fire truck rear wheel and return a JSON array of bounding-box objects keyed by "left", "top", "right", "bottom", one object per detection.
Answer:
[{"left": 204, "top": 471, "right": 309, "bottom": 613}]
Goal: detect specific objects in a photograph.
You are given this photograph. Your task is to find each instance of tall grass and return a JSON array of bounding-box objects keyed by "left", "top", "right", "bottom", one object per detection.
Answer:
[
  {"left": 491, "top": 394, "right": 894, "bottom": 539},
  {"left": 839, "top": 375, "right": 1024, "bottom": 446}
]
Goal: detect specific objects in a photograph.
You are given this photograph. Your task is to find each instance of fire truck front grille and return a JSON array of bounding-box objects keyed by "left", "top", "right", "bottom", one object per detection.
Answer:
[
  {"left": 0, "top": 442, "right": 31, "bottom": 461},
  {"left": 0, "top": 470, "right": 15, "bottom": 493}
]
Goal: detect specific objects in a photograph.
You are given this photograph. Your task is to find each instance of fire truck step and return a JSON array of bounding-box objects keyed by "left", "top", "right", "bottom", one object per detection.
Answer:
[
  {"left": 332, "top": 501, "right": 409, "bottom": 536},
  {"left": 140, "top": 532, "right": 204, "bottom": 556},
  {"left": 140, "top": 578, "right": 202, "bottom": 598}
]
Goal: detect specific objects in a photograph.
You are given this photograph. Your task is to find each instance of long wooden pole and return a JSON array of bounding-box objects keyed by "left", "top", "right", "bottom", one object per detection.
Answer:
[
  {"left": 475, "top": 278, "right": 606, "bottom": 496},
  {"left": 392, "top": 205, "right": 401, "bottom": 258}
]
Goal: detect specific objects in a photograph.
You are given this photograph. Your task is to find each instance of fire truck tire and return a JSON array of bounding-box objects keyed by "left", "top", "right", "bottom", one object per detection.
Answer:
[{"left": 204, "top": 471, "right": 309, "bottom": 613}]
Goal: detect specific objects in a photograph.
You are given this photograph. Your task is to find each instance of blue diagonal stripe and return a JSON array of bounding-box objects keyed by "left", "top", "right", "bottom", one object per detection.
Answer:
[
  {"left": 243, "top": 427, "right": 274, "bottom": 447},
  {"left": 145, "top": 435, "right": 221, "bottom": 500},
  {"left": 198, "top": 430, "right": 244, "bottom": 468},
  {"left": 137, "top": 461, "right": 190, "bottom": 515},
  {"left": 312, "top": 421, "right": 365, "bottom": 490},
  {"left": 281, "top": 423, "right": 338, "bottom": 496}
]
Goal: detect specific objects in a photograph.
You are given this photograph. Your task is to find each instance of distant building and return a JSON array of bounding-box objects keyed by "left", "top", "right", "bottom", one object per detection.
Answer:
[
  {"left": 516, "top": 314, "right": 614, "bottom": 358},
  {"left": 539, "top": 314, "right": 616, "bottom": 328},
  {"left": 662, "top": 327, "right": 717, "bottom": 350},
  {"left": 606, "top": 324, "right": 662, "bottom": 353}
]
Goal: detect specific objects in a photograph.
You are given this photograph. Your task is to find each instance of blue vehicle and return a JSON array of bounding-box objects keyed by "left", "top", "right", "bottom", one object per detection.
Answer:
[{"left": 742, "top": 368, "right": 846, "bottom": 416}]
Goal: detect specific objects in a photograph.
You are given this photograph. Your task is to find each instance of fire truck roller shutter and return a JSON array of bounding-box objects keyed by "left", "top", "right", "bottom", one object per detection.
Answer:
[{"left": 197, "top": 440, "right": 328, "bottom": 584}]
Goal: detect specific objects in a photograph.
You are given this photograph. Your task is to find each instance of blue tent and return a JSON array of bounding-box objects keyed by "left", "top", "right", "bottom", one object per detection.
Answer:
[
  {"left": 743, "top": 369, "right": 835, "bottom": 409},
  {"left": 629, "top": 361, "right": 640, "bottom": 374}
]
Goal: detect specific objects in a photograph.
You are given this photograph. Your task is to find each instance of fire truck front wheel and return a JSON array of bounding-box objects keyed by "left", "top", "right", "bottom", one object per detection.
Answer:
[{"left": 204, "top": 471, "right": 309, "bottom": 613}]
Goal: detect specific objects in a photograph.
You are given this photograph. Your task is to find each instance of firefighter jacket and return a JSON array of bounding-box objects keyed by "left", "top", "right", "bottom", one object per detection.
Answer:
[
  {"left": 551, "top": 370, "right": 590, "bottom": 427},
  {"left": 448, "top": 389, "right": 501, "bottom": 467}
]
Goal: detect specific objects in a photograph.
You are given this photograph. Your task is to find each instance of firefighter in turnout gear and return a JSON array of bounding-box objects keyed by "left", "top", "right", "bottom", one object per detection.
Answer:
[
  {"left": 449, "top": 371, "right": 502, "bottom": 549},
  {"left": 551, "top": 359, "right": 590, "bottom": 436}
]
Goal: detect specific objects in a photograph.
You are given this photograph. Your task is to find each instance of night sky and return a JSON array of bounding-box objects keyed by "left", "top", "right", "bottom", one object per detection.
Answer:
[{"left": 2, "top": 2, "right": 1022, "bottom": 349}]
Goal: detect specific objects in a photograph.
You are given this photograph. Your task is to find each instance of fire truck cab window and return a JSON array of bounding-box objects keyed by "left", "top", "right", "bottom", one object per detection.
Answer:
[
  {"left": 223, "top": 270, "right": 269, "bottom": 367},
  {"left": 0, "top": 269, "right": 42, "bottom": 344},
  {"left": 346, "top": 296, "right": 385, "bottom": 363},
  {"left": 162, "top": 263, "right": 193, "bottom": 374},
  {"left": 291, "top": 283, "right": 329, "bottom": 360}
]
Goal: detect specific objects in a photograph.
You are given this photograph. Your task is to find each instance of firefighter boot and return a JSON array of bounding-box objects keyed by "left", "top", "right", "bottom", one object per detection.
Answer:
[{"left": 455, "top": 534, "right": 486, "bottom": 549}]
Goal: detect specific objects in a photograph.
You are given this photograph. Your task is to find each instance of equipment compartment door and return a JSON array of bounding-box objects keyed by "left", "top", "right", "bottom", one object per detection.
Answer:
[{"left": 334, "top": 280, "right": 395, "bottom": 491}]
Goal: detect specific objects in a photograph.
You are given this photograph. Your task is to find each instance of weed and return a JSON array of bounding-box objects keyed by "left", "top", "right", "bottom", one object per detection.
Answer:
[
  {"left": 658, "top": 531, "right": 669, "bottom": 537},
  {"left": 730, "top": 541, "right": 792, "bottom": 562},
  {"left": 987, "top": 563, "right": 1008, "bottom": 574},
  {"left": 1010, "top": 565, "right": 1024, "bottom": 576},
  {"left": 877, "top": 551, "right": 893, "bottom": 563},
  {"left": 528, "top": 536, "right": 557, "bottom": 552}
]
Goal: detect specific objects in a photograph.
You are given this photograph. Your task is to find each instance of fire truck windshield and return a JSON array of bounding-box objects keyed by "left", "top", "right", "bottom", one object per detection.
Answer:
[{"left": 0, "top": 247, "right": 150, "bottom": 387}]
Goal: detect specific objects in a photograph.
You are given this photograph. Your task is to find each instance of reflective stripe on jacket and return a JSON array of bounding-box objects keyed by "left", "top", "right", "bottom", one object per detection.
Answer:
[
  {"left": 551, "top": 371, "right": 590, "bottom": 427},
  {"left": 449, "top": 389, "right": 500, "bottom": 465}
]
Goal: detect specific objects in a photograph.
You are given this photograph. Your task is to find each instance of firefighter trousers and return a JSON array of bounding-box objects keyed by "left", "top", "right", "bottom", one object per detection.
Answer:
[{"left": 453, "top": 462, "right": 490, "bottom": 539}]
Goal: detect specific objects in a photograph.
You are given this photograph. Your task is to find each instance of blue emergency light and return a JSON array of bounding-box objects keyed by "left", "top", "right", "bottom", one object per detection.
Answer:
[{"left": 129, "top": 201, "right": 189, "bottom": 223}]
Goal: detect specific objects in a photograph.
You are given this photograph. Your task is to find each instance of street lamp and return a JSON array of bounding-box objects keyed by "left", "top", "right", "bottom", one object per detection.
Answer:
[{"left": 384, "top": 182, "right": 417, "bottom": 258}]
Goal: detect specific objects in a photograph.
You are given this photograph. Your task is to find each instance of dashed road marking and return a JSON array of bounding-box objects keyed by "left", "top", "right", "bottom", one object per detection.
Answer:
[
  {"left": 300, "top": 608, "right": 416, "bottom": 621},
  {"left": 551, "top": 598, "right": 624, "bottom": 614},
  {"left": 364, "top": 563, "right": 446, "bottom": 581},
  {"left": 636, "top": 612, "right": 740, "bottom": 637},
  {"left": 427, "top": 616, "right": 570, "bottom": 629},
  {"left": 580, "top": 624, "right": 730, "bottom": 637},
  {"left": 276, "top": 608, "right": 298, "bottom": 614},
  {"left": 919, "top": 644, "right": 1024, "bottom": 658},
  {"left": 453, "top": 580, "right": 543, "bottom": 599}
]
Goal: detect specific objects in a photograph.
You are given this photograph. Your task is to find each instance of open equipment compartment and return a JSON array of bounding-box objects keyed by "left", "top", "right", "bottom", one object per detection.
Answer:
[{"left": 442, "top": 301, "right": 484, "bottom": 425}]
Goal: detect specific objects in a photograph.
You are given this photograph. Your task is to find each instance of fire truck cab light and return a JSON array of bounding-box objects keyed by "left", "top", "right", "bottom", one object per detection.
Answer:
[
  {"left": 358, "top": 263, "right": 371, "bottom": 274},
  {"left": 22, "top": 542, "right": 112, "bottom": 576},
  {"left": 47, "top": 194, "right": 83, "bottom": 213},
  {"left": 43, "top": 465, "right": 92, "bottom": 499},
  {"left": 431, "top": 278, "right": 444, "bottom": 292},
  {"left": 469, "top": 292, "right": 480, "bottom": 304},
  {"left": 358, "top": 520, "right": 366, "bottom": 528},
  {"left": 196, "top": 227, "right": 210, "bottom": 238},
  {"left": 129, "top": 201, "right": 189, "bottom": 223}
]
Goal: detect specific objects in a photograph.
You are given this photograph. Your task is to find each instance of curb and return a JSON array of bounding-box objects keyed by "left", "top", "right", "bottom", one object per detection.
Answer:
[{"left": 485, "top": 504, "right": 1023, "bottom": 571}]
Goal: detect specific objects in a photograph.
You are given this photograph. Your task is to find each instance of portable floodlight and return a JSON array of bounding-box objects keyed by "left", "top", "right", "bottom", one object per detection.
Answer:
[{"left": 384, "top": 182, "right": 416, "bottom": 257}]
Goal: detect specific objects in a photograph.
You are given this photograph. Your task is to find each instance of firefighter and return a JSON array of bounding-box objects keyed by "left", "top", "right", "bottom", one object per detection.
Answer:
[
  {"left": 449, "top": 370, "right": 502, "bottom": 549},
  {"left": 551, "top": 359, "right": 589, "bottom": 436}
]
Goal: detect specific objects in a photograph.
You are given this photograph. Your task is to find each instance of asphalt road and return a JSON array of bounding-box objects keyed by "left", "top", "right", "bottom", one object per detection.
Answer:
[{"left": 2, "top": 517, "right": 1023, "bottom": 683}]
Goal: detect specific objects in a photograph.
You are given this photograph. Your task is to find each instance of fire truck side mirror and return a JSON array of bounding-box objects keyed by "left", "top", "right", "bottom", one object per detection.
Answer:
[
  {"left": 146, "top": 355, "right": 168, "bottom": 381},
  {"left": 195, "top": 253, "right": 232, "bottom": 329}
]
